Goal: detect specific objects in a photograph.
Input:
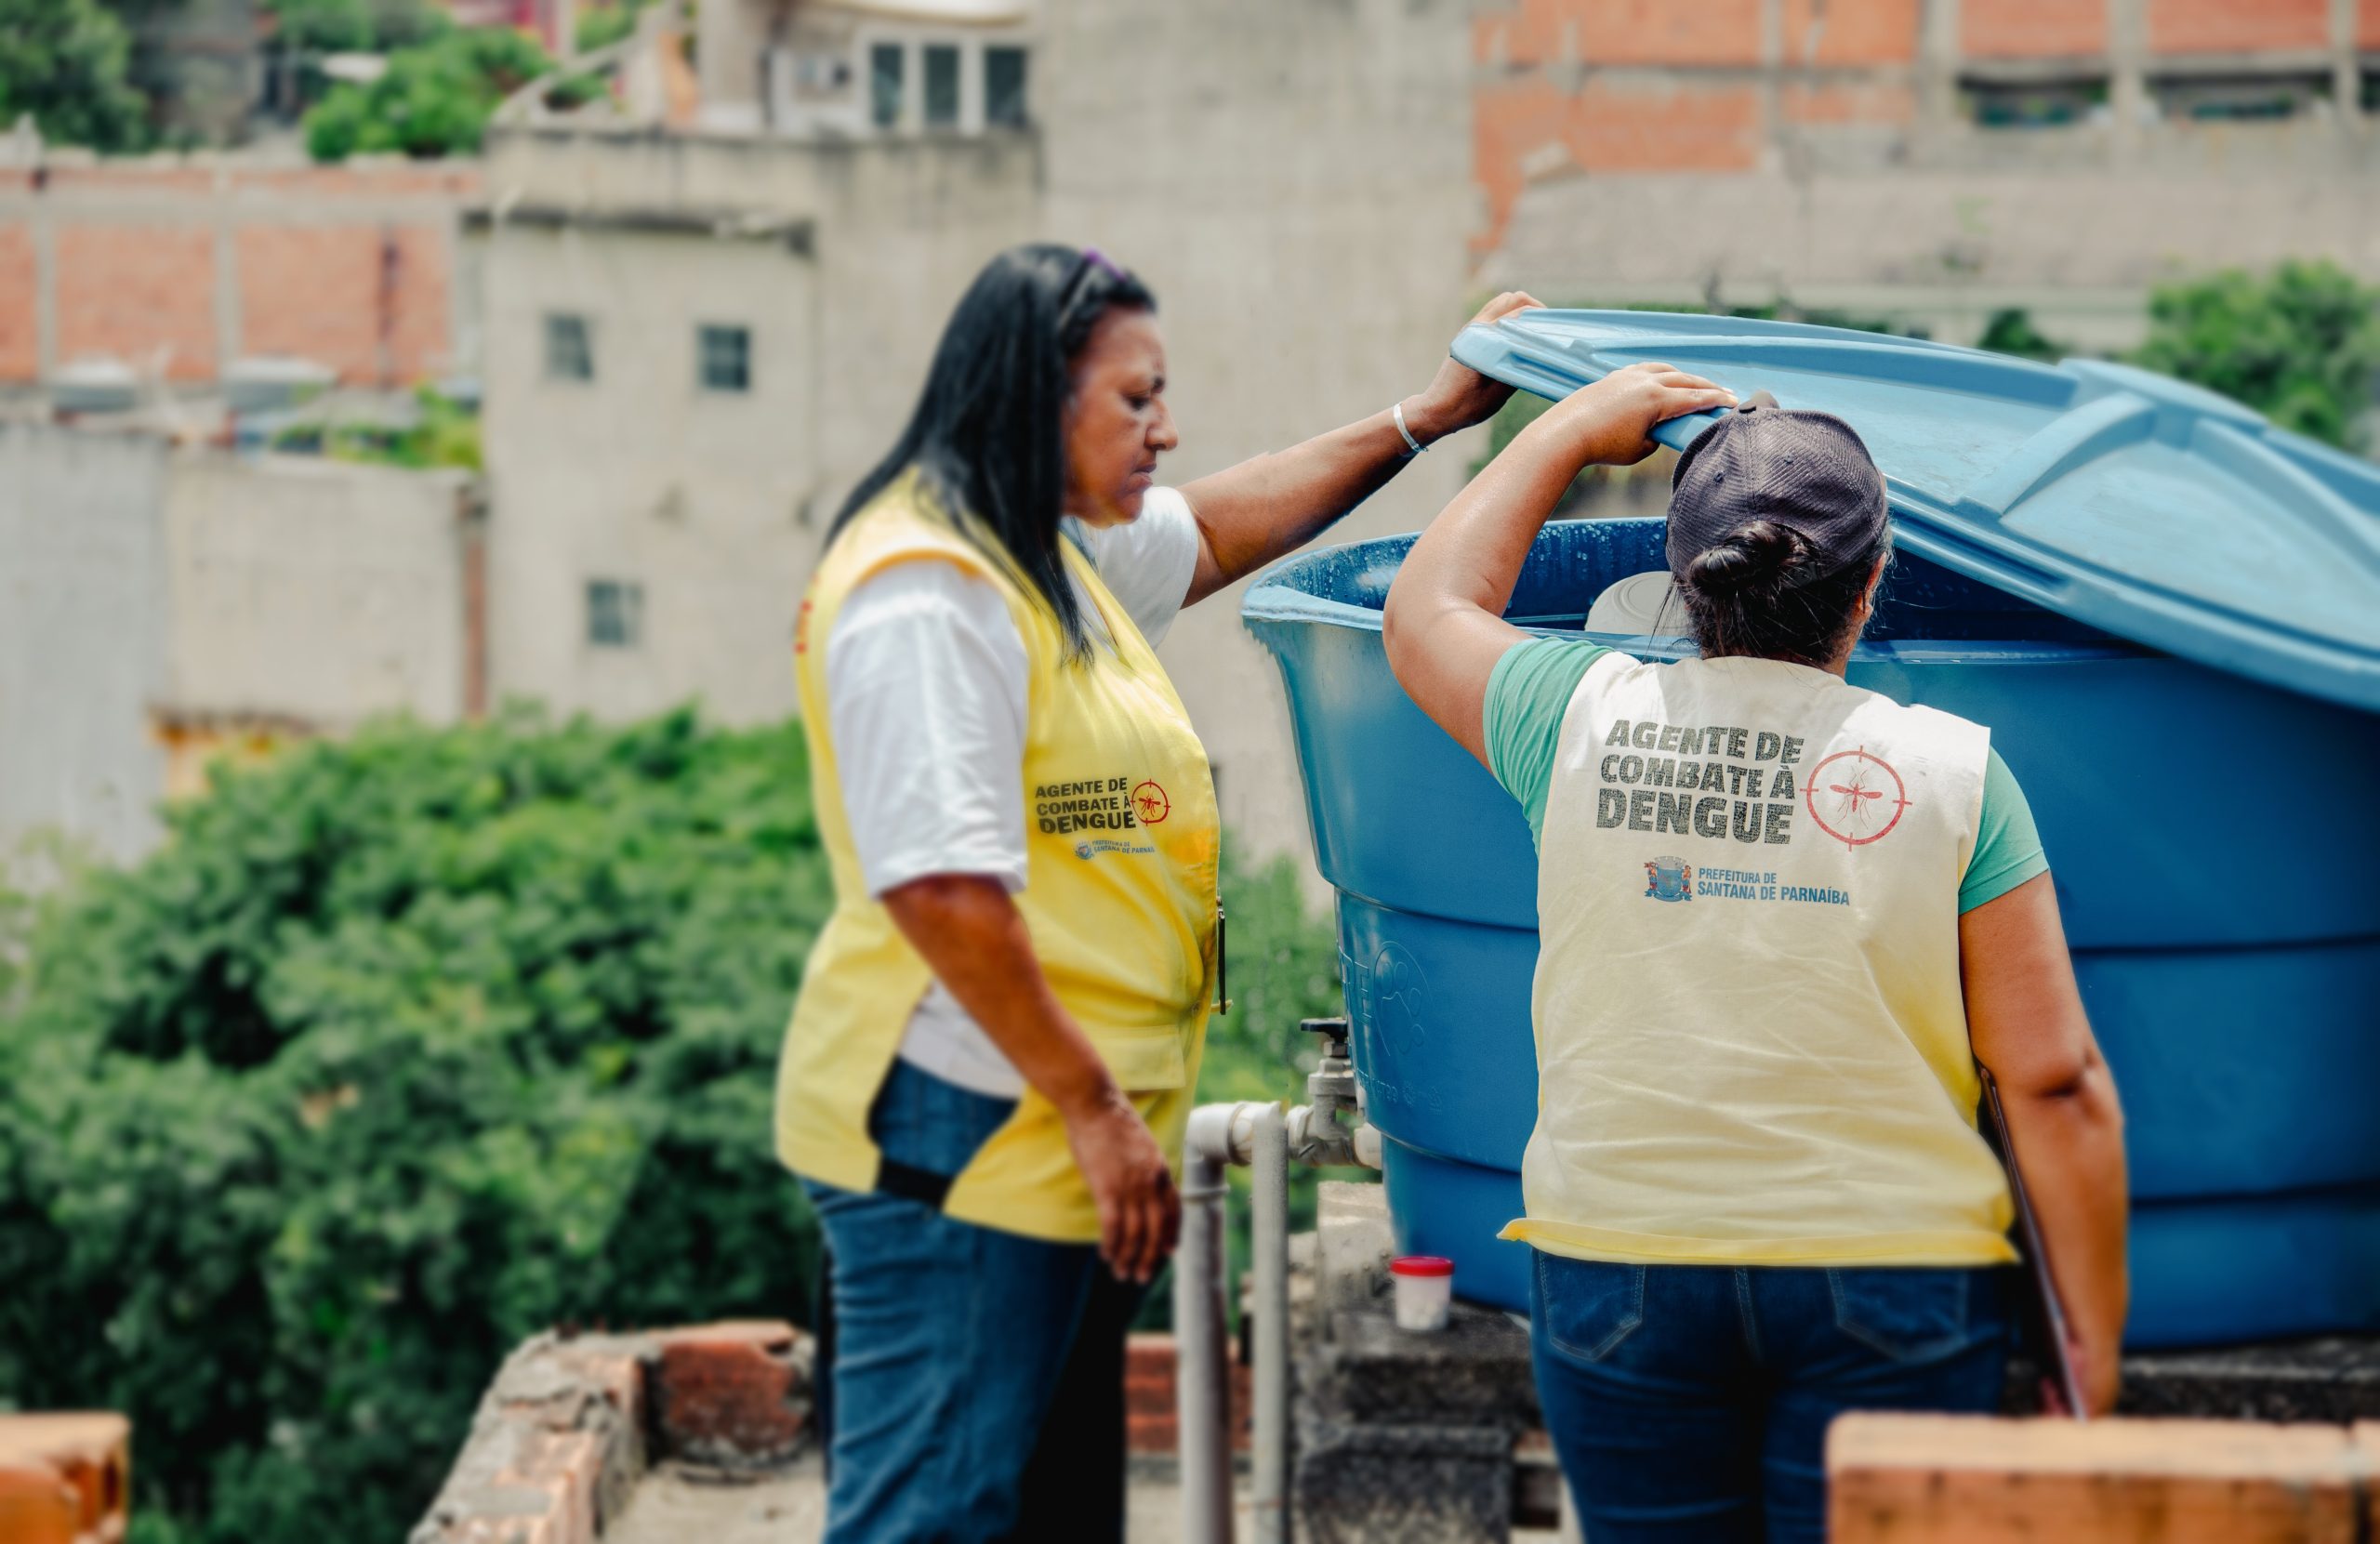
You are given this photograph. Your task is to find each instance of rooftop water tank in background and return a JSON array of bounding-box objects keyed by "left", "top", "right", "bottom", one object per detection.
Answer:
[
  {"left": 1246, "top": 312, "right": 2380, "bottom": 1349},
  {"left": 47, "top": 356, "right": 139, "bottom": 416}
]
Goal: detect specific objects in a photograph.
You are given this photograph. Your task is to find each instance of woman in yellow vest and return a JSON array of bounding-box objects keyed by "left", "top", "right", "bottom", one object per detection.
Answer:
[
  {"left": 783, "top": 243, "right": 1533, "bottom": 1542},
  {"left": 1384, "top": 364, "right": 2130, "bottom": 1542}
]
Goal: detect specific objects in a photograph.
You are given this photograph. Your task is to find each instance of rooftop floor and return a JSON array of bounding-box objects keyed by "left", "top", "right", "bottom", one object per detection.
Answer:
[
  {"left": 608, "top": 1455, "right": 1571, "bottom": 1543},
  {"left": 609, "top": 1456, "right": 1239, "bottom": 1544}
]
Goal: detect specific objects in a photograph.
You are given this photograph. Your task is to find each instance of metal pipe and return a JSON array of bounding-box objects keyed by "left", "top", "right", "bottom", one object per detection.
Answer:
[
  {"left": 1249, "top": 1102, "right": 1289, "bottom": 1544},
  {"left": 1179, "top": 1094, "right": 1367, "bottom": 1544},
  {"left": 1176, "top": 1105, "right": 1240, "bottom": 1544}
]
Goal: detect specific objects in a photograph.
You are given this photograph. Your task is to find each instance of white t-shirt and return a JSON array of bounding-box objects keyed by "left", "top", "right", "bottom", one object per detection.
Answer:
[{"left": 823, "top": 487, "right": 1204, "bottom": 1098}]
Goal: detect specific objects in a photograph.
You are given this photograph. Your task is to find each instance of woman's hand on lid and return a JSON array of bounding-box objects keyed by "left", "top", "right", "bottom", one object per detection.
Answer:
[
  {"left": 1062, "top": 1088, "right": 1182, "bottom": 1284},
  {"left": 1400, "top": 291, "right": 1545, "bottom": 443},
  {"left": 1536, "top": 361, "right": 1737, "bottom": 470}
]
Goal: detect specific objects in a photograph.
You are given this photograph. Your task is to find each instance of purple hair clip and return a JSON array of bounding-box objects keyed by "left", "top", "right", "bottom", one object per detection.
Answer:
[{"left": 1079, "top": 246, "right": 1125, "bottom": 281}]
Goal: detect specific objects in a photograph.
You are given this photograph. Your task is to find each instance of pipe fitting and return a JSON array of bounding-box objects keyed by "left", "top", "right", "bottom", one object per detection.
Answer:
[{"left": 1188, "top": 1099, "right": 1280, "bottom": 1170}]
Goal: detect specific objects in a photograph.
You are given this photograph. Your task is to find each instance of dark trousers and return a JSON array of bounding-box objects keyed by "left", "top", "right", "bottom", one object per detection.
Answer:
[
  {"left": 805, "top": 1061, "right": 1142, "bottom": 1544},
  {"left": 1531, "top": 1250, "right": 2012, "bottom": 1543}
]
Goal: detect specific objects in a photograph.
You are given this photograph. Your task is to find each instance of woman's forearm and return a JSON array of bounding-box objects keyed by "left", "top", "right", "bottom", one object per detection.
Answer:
[
  {"left": 2002, "top": 1050, "right": 2129, "bottom": 1410},
  {"left": 1174, "top": 402, "right": 1437, "bottom": 606},
  {"left": 881, "top": 872, "right": 1180, "bottom": 1282},
  {"left": 1381, "top": 365, "right": 1733, "bottom": 765},
  {"left": 1387, "top": 403, "right": 1587, "bottom": 640},
  {"left": 1963, "top": 873, "right": 2131, "bottom": 1413},
  {"left": 881, "top": 873, "right": 1116, "bottom": 1118},
  {"left": 1173, "top": 291, "right": 1546, "bottom": 606}
]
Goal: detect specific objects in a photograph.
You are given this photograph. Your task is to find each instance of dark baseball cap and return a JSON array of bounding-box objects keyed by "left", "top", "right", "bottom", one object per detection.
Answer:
[{"left": 1665, "top": 391, "right": 1889, "bottom": 582}]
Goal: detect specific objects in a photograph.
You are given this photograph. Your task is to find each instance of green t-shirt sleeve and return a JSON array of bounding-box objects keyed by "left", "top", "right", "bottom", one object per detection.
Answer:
[
  {"left": 1483, "top": 638, "right": 1611, "bottom": 849},
  {"left": 1960, "top": 746, "right": 2048, "bottom": 913}
]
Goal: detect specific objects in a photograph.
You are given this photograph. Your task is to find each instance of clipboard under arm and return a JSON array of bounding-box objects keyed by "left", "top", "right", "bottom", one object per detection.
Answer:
[{"left": 1977, "top": 1063, "right": 2088, "bottom": 1420}]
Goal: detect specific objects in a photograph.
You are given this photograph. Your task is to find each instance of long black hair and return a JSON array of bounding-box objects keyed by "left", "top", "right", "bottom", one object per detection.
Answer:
[
  {"left": 831, "top": 243, "right": 1157, "bottom": 660},
  {"left": 1674, "top": 521, "right": 1890, "bottom": 669}
]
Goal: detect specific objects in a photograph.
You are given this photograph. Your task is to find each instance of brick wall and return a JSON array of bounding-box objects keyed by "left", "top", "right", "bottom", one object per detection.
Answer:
[
  {"left": 415, "top": 1321, "right": 813, "bottom": 1544},
  {"left": 1962, "top": 0, "right": 2111, "bottom": 59},
  {"left": 0, "top": 1414, "right": 129, "bottom": 1544},
  {"left": 1474, "top": 75, "right": 1762, "bottom": 250},
  {"left": 233, "top": 223, "right": 452, "bottom": 384},
  {"left": 1474, "top": 0, "right": 1766, "bottom": 69},
  {"left": 1124, "top": 1333, "right": 1252, "bottom": 1456},
  {"left": 1781, "top": 0, "right": 1920, "bottom": 65},
  {"left": 2149, "top": 0, "right": 2332, "bottom": 54},
  {"left": 0, "top": 227, "right": 35, "bottom": 380},
  {"left": 56, "top": 226, "right": 217, "bottom": 381},
  {"left": 0, "top": 158, "right": 476, "bottom": 386},
  {"left": 1782, "top": 80, "right": 1918, "bottom": 125}
]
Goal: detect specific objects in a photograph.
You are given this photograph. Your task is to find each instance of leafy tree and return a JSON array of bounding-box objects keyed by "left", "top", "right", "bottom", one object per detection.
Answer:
[
  {"left": 303, "top": 25, "right": 582, "bottom": 160},
  {"left": 0, "top": 0, "right": 152, "bottom": 152},
  {"left": 266, "top": 0, "right": 443, "bottom": 54},
  {"left": 0, "top": 708, "right": 1336, "bottom": 1540},
  {"left": 2130, "top": 259, "right": 2380, "bottom": 451},
  {"left": 0, "top": 711, "right": 829, "bottom": 1538},
  {"left": 1975, "top": 307, "right": 2065, "bottom": 363},
  {"left": 575, "top": 0, "right": 651, "bottom": 55}
]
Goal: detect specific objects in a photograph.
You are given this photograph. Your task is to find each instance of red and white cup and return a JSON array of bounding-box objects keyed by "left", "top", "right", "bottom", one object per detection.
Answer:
[{"left": 1390, "top": 1255, "right": 1454, "bottom": 1332}]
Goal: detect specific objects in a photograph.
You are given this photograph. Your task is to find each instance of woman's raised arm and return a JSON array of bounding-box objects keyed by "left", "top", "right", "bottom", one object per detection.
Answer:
[
  {"left": 1383, "top": 363, "right": 1736, "bottom": 767},
  {"left": 1171, "top": 292, "right": 1540, "bottom": 606}
]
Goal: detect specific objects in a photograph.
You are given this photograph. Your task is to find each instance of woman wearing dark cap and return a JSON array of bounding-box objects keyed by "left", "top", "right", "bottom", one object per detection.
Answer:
[
  {"left": 779, "top": 243, "right": 1534, "bottom": 1542},
  {"left": 1383, "top": 364, "right": 2129, "bottom": 1541}
]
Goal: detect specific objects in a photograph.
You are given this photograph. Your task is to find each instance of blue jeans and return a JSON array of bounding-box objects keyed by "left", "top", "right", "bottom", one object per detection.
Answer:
[
  {"left": 1530, "top": 1251, "right": 2012, "bottom": 1544},
  {"left": 802, "top": 1061, "right": 1130, "bottom": 1544}
]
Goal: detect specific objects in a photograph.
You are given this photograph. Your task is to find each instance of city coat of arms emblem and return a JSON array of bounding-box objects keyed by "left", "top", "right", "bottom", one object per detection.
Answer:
[{"left": 1644, "top": 856, "right": 1694, "bottom": 903}]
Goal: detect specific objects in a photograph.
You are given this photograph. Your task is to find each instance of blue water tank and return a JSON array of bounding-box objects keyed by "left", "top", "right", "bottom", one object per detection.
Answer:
[{"left": 1244, "top": 312, "right": 2380, "bottom": 1349}]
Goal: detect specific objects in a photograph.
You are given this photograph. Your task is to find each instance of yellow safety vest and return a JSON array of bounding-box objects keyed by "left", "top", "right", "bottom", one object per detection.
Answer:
[{"left": 776, "top": 472, "right": 1221, "bottom": 1242}]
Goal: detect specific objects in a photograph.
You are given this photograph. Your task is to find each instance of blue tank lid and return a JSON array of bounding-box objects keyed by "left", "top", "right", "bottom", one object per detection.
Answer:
[{"left": 1452, "top": 309, "right": 2380, "bottom": 714}]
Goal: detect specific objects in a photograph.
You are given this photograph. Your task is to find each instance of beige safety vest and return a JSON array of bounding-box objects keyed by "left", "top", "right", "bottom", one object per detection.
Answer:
[{"left": 1503, "top": 653, "right": 2017, "bottom": 1267}]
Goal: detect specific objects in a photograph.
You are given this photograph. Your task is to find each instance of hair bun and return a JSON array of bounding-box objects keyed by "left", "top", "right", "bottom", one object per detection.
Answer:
[{"left": 1681, "top": 520, "right": 1807, "bottom": 596}]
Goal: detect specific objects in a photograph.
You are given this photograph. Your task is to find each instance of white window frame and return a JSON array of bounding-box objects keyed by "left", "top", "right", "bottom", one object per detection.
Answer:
[{"left": 851, "top": 26, "right": 1032, "bottom": 139}]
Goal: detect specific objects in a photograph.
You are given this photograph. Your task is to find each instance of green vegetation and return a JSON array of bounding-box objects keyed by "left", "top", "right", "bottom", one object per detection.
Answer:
[
  {"left": 1975, "top": 307, "right": 2066, "bottom": 363},
  {"left": 265, "top": 0, "right": 443, "bottom": 55},
  {"left": 0, "top": 0, "right": 152, "bottom": 152},
  {"left": 303, "top": 24, "right": 602, "bottom": 161},
  {"left": 1474, "top": 271, "right": 2379, "bottom": 493},
  {"left": 575, "top": 0, "right": 654, "bottom": 56},
  {"left": 274, "top": 386, "right": 484, "bottom": 472},
  {"left": 2131, "top": 259, "right": 2380, "bottom": 451},
  {"left": 0, "top": 709, "right": 1335, "bottom": 1540}
]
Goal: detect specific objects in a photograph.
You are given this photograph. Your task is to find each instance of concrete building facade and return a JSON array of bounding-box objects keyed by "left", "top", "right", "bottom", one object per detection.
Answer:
[
  {"left": 16, "top": 0, "right": 2376, "bottom": 877},
  {"left": 474, "top": 0, "right": 1483, "bottom": 864},
  {"left": 469, "top": 0, "right": 2380, "bottom": 869},
  {"left": 0, "top": 421, "right": 479, "bottom": 864},
  {"left": 1474, "top": 0, "right": 2380, "bottom": 346}
]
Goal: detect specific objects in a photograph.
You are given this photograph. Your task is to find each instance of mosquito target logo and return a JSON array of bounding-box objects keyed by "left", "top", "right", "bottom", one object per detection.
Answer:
[{"left": 1803, "top": 746, "right": 1911, "bottom": 849}]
